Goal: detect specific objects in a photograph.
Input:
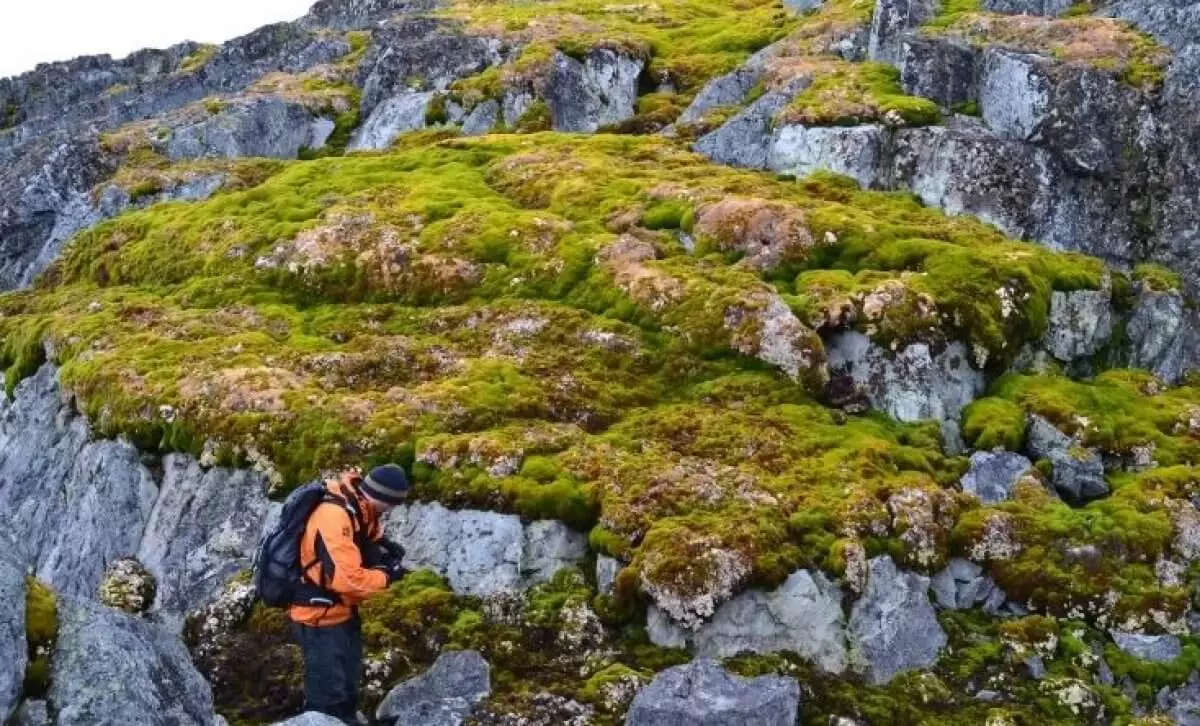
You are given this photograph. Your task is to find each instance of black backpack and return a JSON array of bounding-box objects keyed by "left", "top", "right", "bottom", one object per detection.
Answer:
[{"left": 253, "top": 481, "right": 364, "bottom": 608}]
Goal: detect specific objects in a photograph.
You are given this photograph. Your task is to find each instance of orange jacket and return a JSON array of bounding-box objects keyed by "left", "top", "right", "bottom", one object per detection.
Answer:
[{"left": 289, "top": 474, "right": 389, "bottom": 627}]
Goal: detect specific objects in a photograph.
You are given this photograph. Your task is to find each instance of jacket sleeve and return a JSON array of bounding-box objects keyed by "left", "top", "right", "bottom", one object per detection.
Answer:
[{"left": 309, "top": 502, "right": 389, "bottom": 602}]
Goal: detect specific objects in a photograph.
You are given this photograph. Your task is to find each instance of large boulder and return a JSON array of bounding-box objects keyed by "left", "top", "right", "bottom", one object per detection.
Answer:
[
  {"left": 625, "top": 659, "right": 800, "bottom": 726},
  {"left": 50, "top": 598, "right": 216, "bottom": 726},
  {"left": 349, "top": 92, "right": 433, "bottom": 151},
  {"left": 768, "top": 124, "right": 886, "bottom": 189},
  {"left": 1110, "top": 631, "right": 1182, "bottom": 663},
  {"left": 694, "top": 92, "right": 798, "bottom": 169},
  {"left": 899, "top": 35, "right": 980, "bottom": 110},
  {"left": 0, "top": 551, "right": 27, "bottom": 721},
  {"left": 1043, "top": 288, "right": 1114, "bottom": 364},
  {"left": 647, "top": 570, "right": 849, "bottom": 674},
  {"left": 1126, "top": 289, "right": 1200, "bottom": 383},
  {"left": 1025, "top": 415, "right": 1108, "bottom": 503},
  {"left": 376, "top": 650, "right": 490, "bottom": 726},
  {"left": 162, "top": 98, "right": 334, "bottom": 161},
  {"left": 0, "top": 364, "right": 158, "bottom": 598},
  {"left": 960, "top": 451, "right": 1035, "bottom": 504},
  {"left": 979, "top": 49, "right": 1052, "bottom": 142},
  {"left": 679, "top": 66, "right": 767, "bottom": 125},
  {"left": 547, "top": 49, "right": 644, "bottom": 133},
  {"left": 384, "top": 502, "right": 587, "bottom": 596},
  {"left": 137, "top": 454, "right": 272, "bottom": 625},
  {"left": 869, "top": 0, "right": 941, "bottom": 63},
  {"left": 848, "top": 555, "right": 947, "bottom": 685},
  {"left": 824, "top": 331, "right": 984, "bottom": 442}
]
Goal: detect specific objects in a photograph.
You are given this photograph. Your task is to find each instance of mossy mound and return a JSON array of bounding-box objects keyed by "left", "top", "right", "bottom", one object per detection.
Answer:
[
  {"left": 0, "top": 132, "right": 1120, "bottom": 611},
  {"left": 23, "top": 578, "right": 58, "bottom": 699}
]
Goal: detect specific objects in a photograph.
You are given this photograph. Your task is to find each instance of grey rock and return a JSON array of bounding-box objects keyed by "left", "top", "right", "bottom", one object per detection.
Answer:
[
  {"left": 1106, "top": 0, "right": 1200, "bottom": 51},
  {"left": 899, "top": 35, "right": 980, "bottom": 110},
  {"left": 1044, "top": 288, "right": 1114, "bottom": 362},
  {"left": 979, "top": 49, "right": 1052, "bottom": 141},
  {"left": 376, "top": 650, "right": 490, "bottom": 726},
  {"left": 137, "top": 454, "right": 271, "bottom": 626},
  {"left": 1110, "top": 630, "right": 1183, "bottom": 663},
  {"left": 849, "top": 555, "right": 947, "bottom": 685},
  {"left": 384, "top": 502, "right": 587, "bottom": 596},
  {"left": 0, "top": 552, "right": 26, "bottom": 721},
  {"left": 961, "top": 451, "right": 1035, "bottom": 504},
  {"left": 648, "top": 570, "right": 848, "bottom": 674},
  {"left": 824, "top": 331, "right": 985, "bottom": 429},
  {"left": 679, "top": 67, "right": 766, "bottom": 125},
  {"left": 356, "top": 19, "right": 502, "bottom": 115},
  {"left": 930, "top": 557, "right": 1011, "bottom": 613},
  {"left": 768, "top": 124, "right": 886, "bottom": 188},
  {"left": 0, "top": 364, "right": 158, "bottom": 597},
  {"left": 869, "top": 0, "right": 940, "bottom": 63},
  {"left": 1127, "top": 290, "right": 1200, "bottom": 383},
  {"left": 626, "top": 659, "right": 800, "bottom": 726},
  {"left": 163, "top": 98, "right": 330, "bottom": 161},
  {"left": 1156, "top": 671, "right": 1200, "bottom": 726},
  {"left": 11, "top": 700, "right": 51, "bottom": 726},
  {"left": 1026, "top": 415, "right": 1108, "bottom": 503},
  {"left": 461, "top": 100, "right": 500, "bottom": 136},
  {"left": 1025, "top": 655, "right": 1047, "bottom": 679},
  {"left": 984, "top": 0, "right": 1073, "bottom": 15},
  {"left": 301, "top": 0, "right": 438, "bottom": 30},
  {"left": 271, "top": 713, "right": 347, "bottom": 726},
  {"left": 647, "top": 605, "right": 690, "bottom": 649},
  {"left": 784, "top": 0, "right": 825, "bottom": 9},
  {"left": 1095, "top": 654, "right": 1114, "bottom": 686},
  {"left": 548, "top": 49, "right": 644, "bottom": 133},
  {"left": 596, "top": 555, "right": 620, "bottom": 596},
  {"left": 947, "top": 557, "right": 982, "bottom": 582},
  {"left": 51, "top": 598, "right": 215, "bottom": 726},
  {"left": 694, "top": 92, "right": 796, "bottom": 169},
  {"left": 348, "top": 92, "right": 433, "bottom": 151}
]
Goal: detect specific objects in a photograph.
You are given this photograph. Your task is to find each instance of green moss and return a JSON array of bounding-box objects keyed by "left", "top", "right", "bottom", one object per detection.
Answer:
[
  {"left": 514, "top": 101, "right": 553, "bottom": 133},
  {"left": 179, "top": 45, "right": 218, "bottom": 74},
  {"left": 1133, "top": 263, "right": 1183, "bottom": 294},
  {"left": 777, "top": 61, "right": 941, "bottom": 127},
  {"left": 205, "top": 98, "right": 226, "bottom": 115},
  {"left": 962, "top": 397, "right": 1027, "bottom": 451},
  {"left": 952, "top": 99, "right": 981, "bottom": 116},
  {"left": 23, "top": 578, "right": 58, "bottom": 698}
]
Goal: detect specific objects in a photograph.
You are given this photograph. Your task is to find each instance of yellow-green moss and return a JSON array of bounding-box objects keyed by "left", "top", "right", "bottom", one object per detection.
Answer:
[
  {"left": 179, "top": 45, "right": 219, "bottom": 74},
  {"left": 777, "top": 61, "right": 941, "bottom": 127},
  {"left": 23, "top": 578, "right": 58, "bottom": 698}
]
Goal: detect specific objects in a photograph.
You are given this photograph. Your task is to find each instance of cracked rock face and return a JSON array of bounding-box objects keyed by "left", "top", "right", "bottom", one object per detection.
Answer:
[
  {"left": 384, "top": 501, "right": 587, "bottom": 596},
  {"left": 376, "top": 650, "right": 491, "bottom": 726},
  {"left": 1043, "top": 288, "right": 1114, "bottom": 363},
  {"left": 961, "top": 451, "right": 1035, "bottom": 504},
  {"left": 825, "top": 330, "right": 984, "bottom": 435},
  {"left": 1110, "top": 631, "right": 1182, "bottom": 663},
  {"left": 137, "top": 454, "right": 273, "bottom": 627},
  {"left": 547, "top": 49, "right": 644, "bottom": 133},
  {"left": 51, "top": 597, "right": 217, "bottom": 726},
  {"left": 648, "top": 570, "right": 849, "bottom": 674},
  {"left": 1025, "top": 415, "right": 1108, "bottom": 503},
  {"left": 0, "top": 552, "right": 26, "bottom": 722},
  {"left": 626, "top": 659, "right": 801, "bottom": 726},
  {"left": 848, "top": 555, "right": 947, "bottom": 685},
  {"left": 0, "top": 364, "right": 158, "bottom": 598}
]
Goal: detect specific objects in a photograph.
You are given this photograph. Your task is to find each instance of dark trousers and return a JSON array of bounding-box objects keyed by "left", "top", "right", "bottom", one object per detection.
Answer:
[{"left": 292, "top": 617, "right": 363, "bottom": 723}]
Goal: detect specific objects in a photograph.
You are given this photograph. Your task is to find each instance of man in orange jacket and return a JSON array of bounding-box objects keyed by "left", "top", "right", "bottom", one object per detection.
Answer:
[{"left": 289, "top": 464, "right": 410, "bottom": 723}]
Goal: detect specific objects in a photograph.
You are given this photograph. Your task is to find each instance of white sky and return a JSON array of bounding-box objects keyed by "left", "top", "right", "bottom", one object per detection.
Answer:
[{"left": 0, "top": 0, "right": 317, "bottom": 79}]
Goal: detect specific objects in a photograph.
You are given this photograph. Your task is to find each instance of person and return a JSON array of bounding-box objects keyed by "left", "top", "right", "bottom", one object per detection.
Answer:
[{"left": 289, "top": 464, "right": 410, "bottom": 723}]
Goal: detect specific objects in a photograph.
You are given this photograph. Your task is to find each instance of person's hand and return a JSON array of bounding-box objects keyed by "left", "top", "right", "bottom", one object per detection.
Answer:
[
  {"left": 381, "top": 559, "right": 407, "bottom": 585},
  {"left": 379, "top": 538, "right": 406, "bottom": 565}
]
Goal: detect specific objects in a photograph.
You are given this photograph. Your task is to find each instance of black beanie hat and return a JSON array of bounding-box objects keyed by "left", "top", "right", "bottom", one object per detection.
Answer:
[{"left": 362, "top": 464, "right": 410, "bottom": 505}]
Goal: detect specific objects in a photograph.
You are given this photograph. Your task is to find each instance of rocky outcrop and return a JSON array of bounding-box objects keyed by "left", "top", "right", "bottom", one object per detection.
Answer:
[
  {"left": 769, "top": 124, "right": 886, "bottom": 189},
  {"left": 301, "top": 0, "right": 437, "bottom": 30},
  {"left": 960, "top": 451, "right": 1035, "bottom": 504},
  {"left": 869, "top": 0, "right": 940, "bottom": 63},
  {"left": 1110, "top": 631, "right": 1182, "bottom": 663},
  {"left": 984, "top": 0, "right": 1073, "bottom": 14},
  {"left": 137, "top": 454, "right": 272, "bottom": 625},
  {"left": 51, "top": 598, "right": 216, "bottom": 726},
  {"left": 1126, "top": 289, "right": 1200, "bottom": 382},
  {"left": 350, "top": 91, "right": 433, "bottom": 150},
  {"left": 647, "top": 570, "right": 848, "bottom": 674},
  {"left": 825, "top": 331, "right": 984, "bottom": 444},
  {"left": 376, "top": 650, "right": 490, "bottom": 726},
  {"left": 0, "top": 552, "right": 26, "bottom": 721},
  {"left": 384, "top": 501, "right": 587, "bottom": 596},
  {"left": 626, "top": 659, "right": 801, "bottom": 726},
  {"left": 545, "top": 49, "right": 644, "bottom": 133},
  {"left": 929, "top": 557, "right": 1022, "bottom": 615},
  {"left": 0, "top": 365, "right": 158, "bottom": 598},
  {"left": 1043, "top": 288, "right": 1114, "bottom": 363},
  {"left": 1025, "top": 415, "right": 1108, "bottom": 503},
  {"left": 694, "top": 92, "right": 799, "bottom": 170},
  {"left": 848, "top": 555, "right": 946, "bottom": 685},
  {"left": 159, "top": 98, "right": 335, "bottom": 161}
]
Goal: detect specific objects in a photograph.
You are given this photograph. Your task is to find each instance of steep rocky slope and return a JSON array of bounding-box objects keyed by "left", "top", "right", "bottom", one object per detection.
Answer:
[{"left": 1, "top": 0, "right": 1200, "bottom": 724}]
